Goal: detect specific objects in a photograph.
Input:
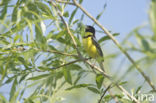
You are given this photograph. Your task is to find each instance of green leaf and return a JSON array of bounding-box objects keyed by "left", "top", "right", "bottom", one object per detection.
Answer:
[
  {"left": 96, "top": 74, "right": 104, "bottom": 89},
  {"left": 73, "top": 19, "right": 79, "bottom": 25},
  {"left": 0, "top": 94, "right": 8, "bottom": 103},
  {"left": 149, "top": 0, "right": 156, "bottom": 40},
  {"left": 63, "top": 68, "right": 72, "bottom": 84},
  {"left": 66, "top": 84, "right": 92, "bottom": 90},
  {"left": 19, "top": 74, "right": 28, "bottom": 83},
  {"left": 10, "top": 89, "right": 20, "bottom": 103},
  {"left": 1, "top": 20, "right": 27, "bottom": 36},
  {"left": 4, "top": 76, "right": 15, "bottom": 84},
  {"left": 35, "top": 23, "right": 47, "bottom": 50},
  {"left": 27, "top": 74, "right": 50, "bottom": 80},
  {"left": 35, "top": 1, "right": 53, "bottom": 17},
  {"left": 35, "top": 23, "right": 43, "bottom": 43},
  {"left": 98, "top": 33, "right": 119, "bottom": 44},
  {"left": 52, "top": 30, "right": 66, "bottom": 39},
  {"left": 73, "top": 71, "right": 84, "bottom": 85},
  {"left": 19, "top": 89, "right": 25, "bottom": 100},
  {"left": 104, "top": 95, "right": 113, "bottom": 102},
  {"left": 63, "top": 11, "right": 69, "bottom": 17},
  {"left": 135, "top": 86, "right": 142, "bottom": 94},
  {"left": 79, "top": 0, "right": 83, "bottom": 4},
  {"left": 119, "top": 81, "right": 127, "bottom": 85},
  {"left": 68, "top": 64, "right": 82, "bottom": 71},
  {"left": 69, "top": 8, "right": 78, "bottom": 24},
  {"left": 96, "top": 5, "right": 106, "bottom": 20},
  {"left": 141, "top": 39, "right": 150, "bottom": 51},
  {"left": 87, "top": 87, "right": 100, "bottom": 94},
  {"left": 0, "top": 0, "right": 11, "bottom": 19},
  {"left": 9, "top": 78, "right": 17, "bottom": 101},
  {"left": 14, "top": 35, "right": 21, "bottom": 43},
  {"left": 135, "top": 31, "right": 150, "bottom": 51},
  {"left": 18, "top": 57, "right": 29, "bottom": 69},
  {"left": 24, "top": 2, "right": 40, "bottom": 20},
  {"left": 11, "top": 0, "right": 21, "bottom": 22}
]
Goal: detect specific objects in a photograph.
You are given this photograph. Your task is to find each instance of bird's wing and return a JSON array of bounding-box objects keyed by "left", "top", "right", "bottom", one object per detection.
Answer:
[{"left": 91, "top": 37, "right": 103, "bottom": 57}]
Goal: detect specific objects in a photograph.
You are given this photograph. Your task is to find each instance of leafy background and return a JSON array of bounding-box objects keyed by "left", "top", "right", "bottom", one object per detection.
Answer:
[{"left": 0, "top": 0, "right": 156, "bottom": 103}]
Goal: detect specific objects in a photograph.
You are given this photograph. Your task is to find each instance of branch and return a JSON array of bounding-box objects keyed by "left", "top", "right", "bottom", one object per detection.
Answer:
[
  {"left": 72, "top": 0, "right": 156, "bottom": 91},
  {"left": 50, "top": 0, "right": 82, "bottom": 57},
  {"left": 51, "top": 58, "right": 90, "bottom": 69},
  {"left": 55, "top": 0, "right": 75, "bottom": 5},
  {"left": 29, "top": 48, "right": 78, "bottom": 57},
  {"left": 98, "top": 84, "right": 112, "bottom": 103},
  {"left": 45, "top": 49, "right": 78, "bottom": 57},
  {"left": 103, "top": 83, "right": 120, "bottom": 103},
  {"left": 86, "top": 61, "right": 111, "bottom": 78}
]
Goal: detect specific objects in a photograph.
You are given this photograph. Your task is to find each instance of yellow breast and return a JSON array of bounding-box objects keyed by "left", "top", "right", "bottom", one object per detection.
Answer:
[{"left": 83, "top": 37, "right": 98, "bottom": 58}]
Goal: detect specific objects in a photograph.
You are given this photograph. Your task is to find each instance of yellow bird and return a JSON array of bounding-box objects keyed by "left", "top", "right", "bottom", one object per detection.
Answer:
[{"left": 83, "top": 25, "right": 105, "bottom": 71}]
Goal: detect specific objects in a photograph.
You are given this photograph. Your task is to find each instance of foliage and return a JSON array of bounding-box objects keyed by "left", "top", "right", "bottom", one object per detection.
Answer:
[{"left": 0, "top": 0, "right": 156, "bottom": 103}]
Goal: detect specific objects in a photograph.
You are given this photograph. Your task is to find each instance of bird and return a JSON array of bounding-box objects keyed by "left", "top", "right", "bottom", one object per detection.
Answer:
[{"left": 83, "top": 25, "right": 105, "bottom": 71}]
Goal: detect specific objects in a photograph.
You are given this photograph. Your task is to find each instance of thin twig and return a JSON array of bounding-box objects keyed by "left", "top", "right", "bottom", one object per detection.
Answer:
[
  {"left": 32, "top": 48, "right": 78, "bottom": 57},
  {"left": 51, "top": 58, "right": 90, "bottom": 69},
  {"left": 102, "top": 83, "right": 120, "bottom": 103},
  {"left": 46, "top": 49, "right": 78, "bottom": 57},
  {"left": 50, "top": 0, "right": 82, "bottom": 57},
  {"left": 55, "top": 0, "right": 75, "bottom": 5},
  {"left": 86, "top": 61, "right": 111, "bottom": 78},
  {"left": 98, "top": 84, "right": 112, "bottom": 103},
  {"left": 72, "top": 0, "right": 155, "bottom": 91}
]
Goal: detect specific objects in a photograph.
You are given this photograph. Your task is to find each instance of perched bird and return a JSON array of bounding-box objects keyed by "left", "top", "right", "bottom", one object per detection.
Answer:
[{"left": 83, "top": 25, "right": 105, "bottom": 71}]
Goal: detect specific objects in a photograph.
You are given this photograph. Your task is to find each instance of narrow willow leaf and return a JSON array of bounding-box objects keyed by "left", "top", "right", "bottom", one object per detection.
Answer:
[
  {"left": 11, "top": 0, "right": 21, "bottom": 22},
  {"left": 79, "top": 0, "right": 83, "bottom": 4},
  {"left": 73, "top": 71, "right": 85, "bottom": 85},
  {"left": 69, "top": 8, "right": 78, "bottom": 24},
  {"left": 19, "top": 89, "right": 25, "bottom": 100},
  {"left": 98, "top": 33, "right": 119, "bottom": 44},
  {"left": 35, "top": 23, "right": 43, "bottom": 43},
  {"left": 149, "top": 0, "right": 156, "bottom": 40},
  {"left": 63, "top": 68, "right": 72, "bottom": 84},
  {"left": 35, "top": 1, "right": 53, "bottom": 17},
  {"left": 63, "top": 11, "right": 69, "bottom": 17},
  {"left": 135, "top": 86, "right": 142, "bottom": 94},
  {"left": 52, "top": 30, "right": 66, "bottom": 40},
  {"left": 0, "top": 3, "right": 7, "bottom": 19},
  {"left": 10, "top": 89, "right": 20, "bottom": 103},
  {"left": 96, "top": 7, "right": 106, "bottom": 20},
  {"left": 87, "top": 87, "right": 100, "bottom": 94},
  {"left": 14, "top": 35, "right": 21, "bottom": 43},
  {"left": 19, "top": 74, "right": 28, "bottom": 83},
  {"left": 68, "top": 64, "right": 82, "bottom": 71},
  {"left": 66, "top": 84, "right": 92, "bottom": 90},
  {"left": 27, "top": 74, "right": 50, "bottom": 80},
  {"left": 141, "top": 39, "right": 150, "bottom": 51},
  {"left": 0, "top": 94, "right": 8, "bottom": 103},
  {"left": 1, "top": 20, "right": 27, "bottom": 36},
  {"left": 104, "top": 95, "right": 113, "bottom": 102},
  {"left": 4, "top": 76, "right": 15, "bottom": 84},
  {"left": 96, "top": 74, "right": 104, "bottom": 89},
  {"left": 135, "top": 31, "right": 150, "bottom": 51},
  {"left": 18, "top": 57, "right": 29, "bottom": 69},
  {"left": 119, "top": 81, "right": 127, "bottom": 85},
  {"left": 9, "top": 78, "right": 17, "bottom": 101},
  {"left": 73, "top": 19, "right": 79, "bottom": 25}
]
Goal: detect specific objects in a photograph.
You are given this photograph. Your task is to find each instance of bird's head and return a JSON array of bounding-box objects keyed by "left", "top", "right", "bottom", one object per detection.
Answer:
[{"left": 85, "top": 25, "right": 95, "bottom": 37}]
